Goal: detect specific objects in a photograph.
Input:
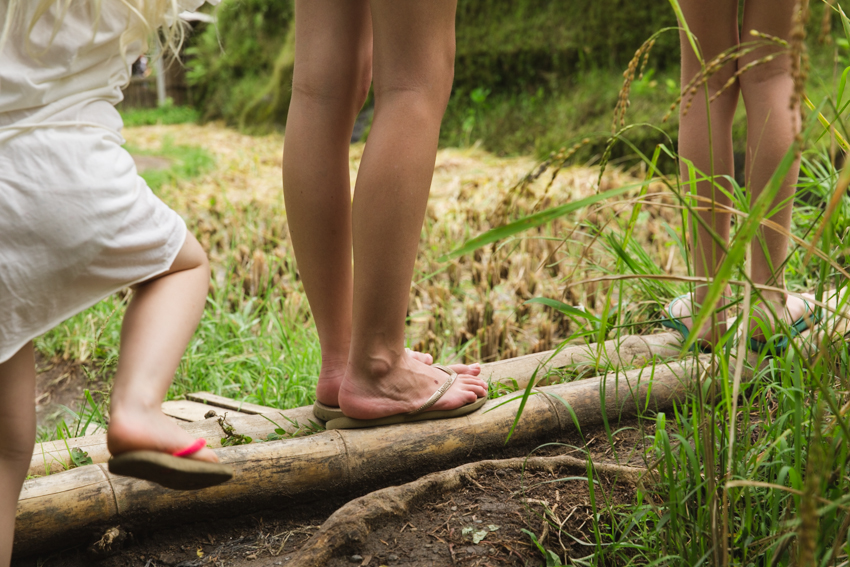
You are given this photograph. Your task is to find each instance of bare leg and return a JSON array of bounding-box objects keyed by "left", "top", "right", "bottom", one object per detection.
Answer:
[
  {"left": 337, "top": 0, "right": 487, "bottom": 420},
  {"left": 284, "top": 0, "right": 480, "bottom": 409},
  {"left": 107, "top": 233, "right": 217, "bottom": 463},
  {"left": 740, "top": 0, "right": 809, "bottom": 336},
  {"left": 283, "top": 0, "right": 372, "bottom": 408},
  {"left": 667, "top": 0, "right": 739, "bottom": 346},
  {"left": 0, "top": 343, "right": 36, "bottom": 566}
]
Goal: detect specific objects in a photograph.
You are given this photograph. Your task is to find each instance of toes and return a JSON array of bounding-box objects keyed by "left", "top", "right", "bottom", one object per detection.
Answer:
[
  {"left": 406, "top": 349, "right": 434, "bottom": 365},
  {"left": 457, "top": 375, "right": 488, "bottom": 398},
  {"left": 448, "top": 362, "right": 481, "bottom": 375},
  {"left": 194, "top": 447, "right": 220, "bottom": 464}
]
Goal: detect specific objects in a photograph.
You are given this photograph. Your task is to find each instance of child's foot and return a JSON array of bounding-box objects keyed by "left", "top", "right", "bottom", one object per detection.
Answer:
[
  {"left": 316, "top": 349, "right": 481, "bottom": 408},
  {"left": 663, "top": 292, "right": 730, "bottom": 350},
  {"left": 107, "top": 405, "right": 220, "bottom": 463},
  {"left": 337, "top": 350, "right": 488, "bottom": 421},
  {"left": 748, "top": 292, "right": 818, "bottom": 343}
]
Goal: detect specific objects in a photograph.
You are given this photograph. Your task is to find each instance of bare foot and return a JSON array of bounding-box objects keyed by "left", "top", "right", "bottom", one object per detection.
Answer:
[
  {"left": 316, "top": 349, "right": 482, "bottom": 408},
  {"left": 337, "top": 350, "right": 488, "bottom": 421},
  {"left": 107, "top": 405, "right": 219, "bottom": 464},
  {"left": 665, "top": 291, "right": 730, "bottom": 349},
  {"left": 749, "top": 292, "right": 816, "bottom": 342}
]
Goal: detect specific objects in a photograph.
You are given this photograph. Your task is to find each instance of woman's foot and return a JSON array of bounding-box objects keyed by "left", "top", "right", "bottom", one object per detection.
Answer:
[
  {"left": 748, "top": 292, "right": 817, "bottom": 343},
  {"left": 337, "top": 350, "right": 488, "bottom": 421},
  {"left": 663, "top": 291, "right": 730, "bottom": 350},
  {"left": 316, "top": 349, "right": 482, "bottom": 408},
  {"left": 107, "top": 404, "right": 219, "bottom": 463}
]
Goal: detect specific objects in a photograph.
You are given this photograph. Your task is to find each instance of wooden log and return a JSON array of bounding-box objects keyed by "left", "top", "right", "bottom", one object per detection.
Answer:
[
  {"left": 185, "top": 391, "right": 281, "bottom": 415},
  {"left": 27, "top": 406, "right": 318, "bottom": 478},
  {"left": 482, "top": 332, "right": 682, "bottom": 388},
  {"left": 161, "top": 400, "right": 247, "bottom": 422},
  {"left": 14, "top": 355, "right": 700, "bottom": 557},
  {"left": 25, "top": 333, "right": 686, "bottom": 478}
]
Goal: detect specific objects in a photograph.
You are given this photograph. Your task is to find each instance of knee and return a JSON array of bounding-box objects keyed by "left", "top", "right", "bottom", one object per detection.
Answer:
[
  {"left": 292, "top": 53, "right": 373, "bottom": 117},
  {"left": 738, "top": 58, "right": 793, "bottom": 99},
  {"left": 374, "top": 57, "right": 455, "bottom": 118}
]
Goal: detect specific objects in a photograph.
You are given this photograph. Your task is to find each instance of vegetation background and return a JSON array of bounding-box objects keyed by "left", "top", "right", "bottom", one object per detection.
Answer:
[{"left": 185, "top": 0, "right": 836, "bottom": 163}]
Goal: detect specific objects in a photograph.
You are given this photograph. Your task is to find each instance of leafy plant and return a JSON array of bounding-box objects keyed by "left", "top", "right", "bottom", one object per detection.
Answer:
[{"left": 521, "top": 528, "right": 564, "bottom": 567}]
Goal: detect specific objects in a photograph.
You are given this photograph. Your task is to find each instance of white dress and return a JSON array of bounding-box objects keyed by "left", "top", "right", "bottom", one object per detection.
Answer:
[{"left": 0, "top": 0, "right": 216, "bottom": 364}]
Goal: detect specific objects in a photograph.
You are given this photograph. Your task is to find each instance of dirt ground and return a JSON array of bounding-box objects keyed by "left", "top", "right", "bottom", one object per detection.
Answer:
[
  {"left": 35, "top": 354, "right": 110, "bottom": 436},
  {"left": 321, "top": 466, "right": 636, "bottom": 567},
  {"left": 14, "top": 424, "right": 652, "bottom": 567}
]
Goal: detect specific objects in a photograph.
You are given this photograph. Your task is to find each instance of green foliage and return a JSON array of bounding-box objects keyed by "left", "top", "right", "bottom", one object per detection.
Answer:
[
  {"left": 185, "top": 0, "right": 680, "bottom": 131},
  {"left": 69, "top": 448, "right": 93, "bottom": 468},
  {"left": 186, "top": 0, "right": 294, "bottom": 128},
  {"left": 453, "top": 0, "right": 678, "bottom": 92},
  {"left": 521, "top": 528, "right": 564, "bottom": 566},
  {"left": 446, "top": 7, "right": 850, "bottom": 558}
]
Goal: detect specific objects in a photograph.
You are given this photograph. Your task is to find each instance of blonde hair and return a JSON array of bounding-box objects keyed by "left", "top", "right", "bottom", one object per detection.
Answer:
[{"left": 0, "top": 0, "right": 187, "bottom": 63}]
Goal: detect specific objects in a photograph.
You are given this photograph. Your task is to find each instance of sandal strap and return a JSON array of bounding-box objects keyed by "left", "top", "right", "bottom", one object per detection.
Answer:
[
  {"left": 409, "top": 365, "right": 456, "bottom": 415},
  {"left": 172, "top": 438, "right": 207, "bottom": 457}
]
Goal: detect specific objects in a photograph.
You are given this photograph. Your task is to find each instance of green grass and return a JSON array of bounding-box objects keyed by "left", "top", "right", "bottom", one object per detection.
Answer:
[
  {"left": 119, "top": 102, "right": 200, "bottom": 128},
  {"left": 442, "top": 36, "right": 841, "bottom": 163},
  {"left": 449, "top": 4, "right": 850, "bottom": 562},
  {"left": 125, "top": 137, "right": 215, "bottom": 190}
]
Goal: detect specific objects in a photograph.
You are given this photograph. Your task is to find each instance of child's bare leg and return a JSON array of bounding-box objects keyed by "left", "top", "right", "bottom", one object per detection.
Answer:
[
  {"left": 337, "top": 0, "right": 487, "bottom": 421},
  {"left": 0, "top": 342, "right": 36, "bottom": 565},
  {"left": 283, "top": 0, "right": 372, "bottom": 408},
  {"left": 740, "top": 0, "right": 807, "bottom": 336},
  {"left": 106, "top": 233, "right": 216, "bottom": 463},
  {"left": 669, "top": 0, "right": 739, "bottom": 344}
]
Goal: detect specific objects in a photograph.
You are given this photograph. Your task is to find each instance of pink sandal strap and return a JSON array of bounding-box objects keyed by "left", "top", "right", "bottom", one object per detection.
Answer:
[{"left": 172, "top": 438, "right": 207, "bottom": 457}]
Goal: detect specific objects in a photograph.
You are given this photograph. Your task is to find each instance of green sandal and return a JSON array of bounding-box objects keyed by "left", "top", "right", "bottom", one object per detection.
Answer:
[
  {"left": 661, "top": 294, "right": 714, "bottom": 354},
  {"left": 748, "top": 298, "right": 822, "bottom": 356}
]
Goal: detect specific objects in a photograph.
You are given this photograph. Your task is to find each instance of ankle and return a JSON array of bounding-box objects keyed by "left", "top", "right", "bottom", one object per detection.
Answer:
[{"left": 349, "top": 348, "right": 404, "bottom": 382}]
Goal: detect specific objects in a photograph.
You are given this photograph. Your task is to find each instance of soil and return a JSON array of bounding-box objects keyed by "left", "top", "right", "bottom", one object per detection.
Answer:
[
  {"left": 14, "top": 424, "right": 654, "bottom": 567},
  {"left": 35, "top": 353, "right": 110, "bottom": 435},
  {"left": 322, "top": 466, "right": 636, "bottom": 567}
]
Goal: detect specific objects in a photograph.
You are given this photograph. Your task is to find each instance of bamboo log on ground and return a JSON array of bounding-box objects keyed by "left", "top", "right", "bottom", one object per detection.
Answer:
[
  {"left": 26, "top": 332, "right": 685, "bottom": 477},
  {"left": 27, "top": 406, "right": 320, "bottom": 478},
  {"left": 14, "top": 354, "right": 703, "bottom": 557}
]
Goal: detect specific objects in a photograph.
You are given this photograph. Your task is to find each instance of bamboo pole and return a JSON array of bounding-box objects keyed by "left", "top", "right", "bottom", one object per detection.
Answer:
[
  {"left": 28, "top": 406, "right": 319, "bottom": 478},
  {"left": 15, "top": 354, "right": 703, "bottom": 557},
  {"left": 26, "top": 333, "right": 683, "bottom": 477}
]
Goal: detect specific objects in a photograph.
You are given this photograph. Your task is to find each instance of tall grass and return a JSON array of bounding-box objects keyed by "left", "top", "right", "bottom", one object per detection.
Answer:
[{"left": 446, "top": 1, "right": 850, "bottom": 563}]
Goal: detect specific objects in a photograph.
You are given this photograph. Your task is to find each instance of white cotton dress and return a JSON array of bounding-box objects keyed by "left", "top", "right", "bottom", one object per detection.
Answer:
[{"left": 0, "top": 0, "right": 217, "bottom": 364}]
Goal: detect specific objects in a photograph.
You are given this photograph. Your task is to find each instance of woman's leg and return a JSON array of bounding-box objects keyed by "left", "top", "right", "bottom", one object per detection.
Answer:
[
  {"left": 667, "top": 0, "right": 739, "bottom": 345},
  {"left": 283, "top": 0, "right": 480, "bottom": 409},
  {"left": 106, "top": 233, "right": 217, "bottom": 462},
  {"left": 740, "top": 0, "right": 809, "bottom": 335},
  {"left": 0, "top": 343, "right": 36, "bottom": 565},
  {"left": 337, "top": 0, "right": 487, "bottom": 420},
  {"left": 283, "top": 0, "right": 373, "bottom": 408}
]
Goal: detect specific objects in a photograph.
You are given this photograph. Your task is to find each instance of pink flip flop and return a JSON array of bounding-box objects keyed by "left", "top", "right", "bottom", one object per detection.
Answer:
[{"left": 108, "top": 438, "right": 233, "bottom": 490}]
